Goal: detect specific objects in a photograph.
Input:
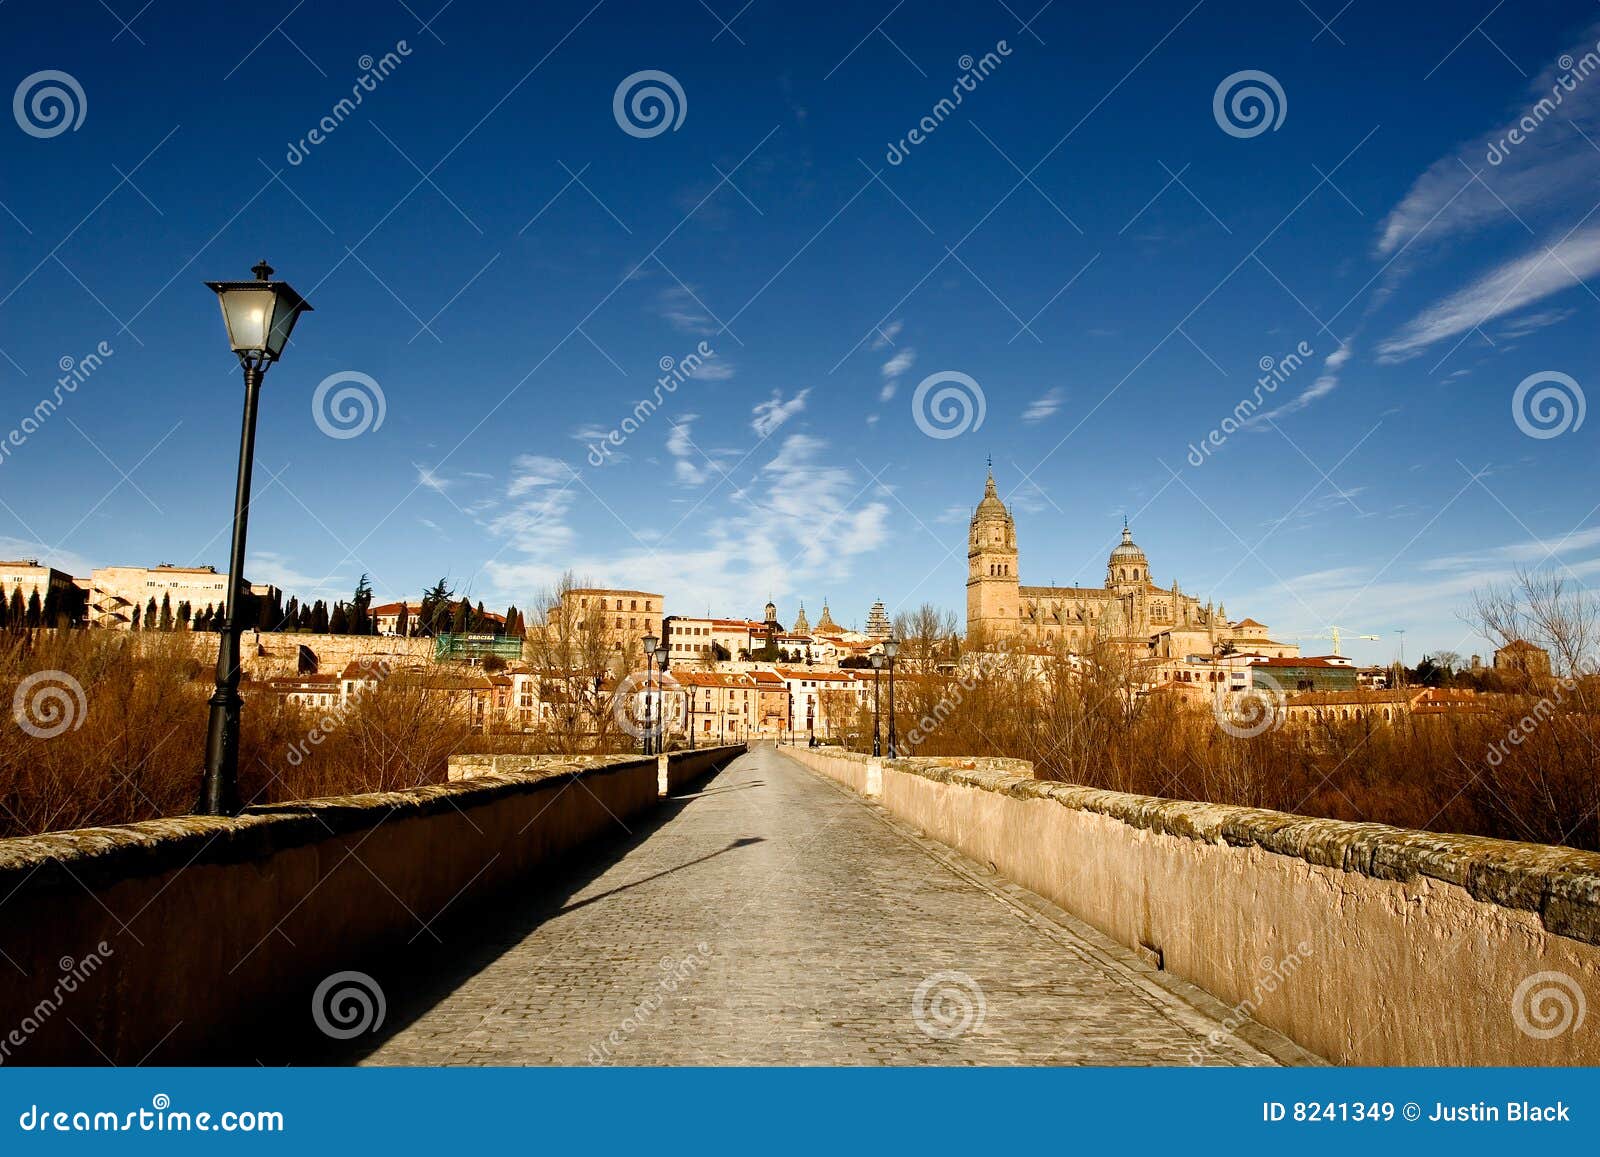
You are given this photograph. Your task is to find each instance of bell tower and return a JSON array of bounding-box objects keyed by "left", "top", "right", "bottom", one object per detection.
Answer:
[{"left": 967, "top": 465, "right": 1019, "bottom": 642}]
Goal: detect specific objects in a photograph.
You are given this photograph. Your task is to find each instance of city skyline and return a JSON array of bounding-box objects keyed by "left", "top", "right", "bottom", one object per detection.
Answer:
[{"left": 4, "top": 2, "right": 1600, "bottom": 666}]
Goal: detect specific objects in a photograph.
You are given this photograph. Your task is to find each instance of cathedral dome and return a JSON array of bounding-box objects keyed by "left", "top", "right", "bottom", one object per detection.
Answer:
[
  {"left": 1109, "top": 523, "right": 1146, "bottom": 564},
  {"left": 974, "top": 470, "right": 1010, "bottom": 521}
]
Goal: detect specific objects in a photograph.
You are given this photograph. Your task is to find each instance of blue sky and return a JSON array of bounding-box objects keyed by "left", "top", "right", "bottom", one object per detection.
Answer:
[{"left": 2, "top": 0, "right": 1599, "bottom": 664}]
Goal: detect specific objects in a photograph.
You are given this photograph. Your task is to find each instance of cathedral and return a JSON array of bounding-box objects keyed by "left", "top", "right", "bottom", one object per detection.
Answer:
[{"left": 966, "top": 469, "right": 1296, "bottom": 660}]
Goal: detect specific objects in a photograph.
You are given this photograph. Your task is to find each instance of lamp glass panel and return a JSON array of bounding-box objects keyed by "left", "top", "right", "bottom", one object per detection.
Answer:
[
  {"left": 264, "top": 289, "right": 306, "bottom": 359},
  {"left": 217, "top": 287, "right": 275, "bottom": 353}
]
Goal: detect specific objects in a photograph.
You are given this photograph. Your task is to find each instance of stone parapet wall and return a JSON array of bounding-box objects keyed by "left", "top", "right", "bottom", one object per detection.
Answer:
[
  {"left": 787, "top": 745, "right": 1600, "bottom": 1066},
  {"left": 0, "top": 745, "right": 744, "bottom": 1064}
]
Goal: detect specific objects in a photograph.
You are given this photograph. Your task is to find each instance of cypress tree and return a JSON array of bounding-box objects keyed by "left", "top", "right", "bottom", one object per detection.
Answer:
[
  {"left": 7, "top": 589, "right": 21, "bottom": 631},
  {"left": 159, "top": 593, "right": 173, "bottom": 631},
  {"left": 394, "top": 602, "right": 410, "bottom": 637},
  {"left": 329, "top": 603, "right": 349, "bottom": 634},
  {"left": 145, "top": 597, "right": 158, "bottom": 630}
]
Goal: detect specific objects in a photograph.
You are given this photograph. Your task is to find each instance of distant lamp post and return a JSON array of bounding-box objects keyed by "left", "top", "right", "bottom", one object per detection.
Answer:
[
  {"left": 806, "top": 699, "right": 815, "bottom": 747},
  {"left": 641, "top": 633, "right": 658, "bottom": 755},
  {"left": 870, "top": 651, "right": 884, "bottom": 757},
  {"left": 655, "top": 643, "right": 669, "bottom": 750},
  {"left": 884, "top": 636, "right": 901, "bottom": 759},
  {"left": 197, "top": 260, "right": 312, "bottom": 816}
]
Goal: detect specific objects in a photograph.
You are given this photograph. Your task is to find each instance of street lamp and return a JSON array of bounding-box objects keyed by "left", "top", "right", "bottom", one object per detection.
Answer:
[
  {"left": 641, "top": 633, "right": 658, "bottom": 755},
  {"left": 885, "top": 636, "right": 901, "bottom": 759},
  {"left": 655, "top": 643, "right": 668, "bottom": 750},
  {"left": 197, "top": 260, "right": 312, "bottom": 816},
  {"left": 870, "top": 651, "right": 884, "bottom": 757}
]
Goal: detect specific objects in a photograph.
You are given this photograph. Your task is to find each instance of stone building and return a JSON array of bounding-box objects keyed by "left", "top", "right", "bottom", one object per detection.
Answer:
[
  {"left": 1493, "top": 639, "right": 1552, "bottom": 680},
  {"left": 89, "top": 565, "right": 278, "bottom": 630},
  {"left": 965, "top": 468, "right": 1293, "bottom": 659}
]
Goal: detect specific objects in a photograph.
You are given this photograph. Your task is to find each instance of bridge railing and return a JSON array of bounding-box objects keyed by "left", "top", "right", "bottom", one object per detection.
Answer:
[
  {"left": 784, "top": 744, "right": 1600, "bottom": 1067},
  {"left": 0, "top": 744, "right": 745, "bottom": 1065}
]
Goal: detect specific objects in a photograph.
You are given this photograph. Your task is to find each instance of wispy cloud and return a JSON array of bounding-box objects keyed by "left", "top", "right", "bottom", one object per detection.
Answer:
[
  {"left": 1376, "top": 24, "right": 1600, "bottom": 260},
  {"left": 666, "top": 415, "right": 708, "bottom": 486},
  {"left": 414, "top": 464, "right": 452, "bottom": 494},
  {"left": 871, "top": 319, "right": 904, "bottom": 349},
  {"left": 1022, "top": 388, "right": 1064, "bottom": 423},
  {"left": 1251, "top": 343, "right": 1354, "bottom": 423},
  {"left": 483, "top": 434, "right": 888, "bottom": 614},
  {"left": 752, "top": 388, "right": 810, "bottom": 438},
  {"left": 657, "top": 284, "right": 720, "bottom": 336},
  {"left": 1376, "top": 226, "right": 1600, "bottom": 361}
]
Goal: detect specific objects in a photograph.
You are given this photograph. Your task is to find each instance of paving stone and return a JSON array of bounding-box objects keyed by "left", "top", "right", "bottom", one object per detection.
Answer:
[{"left": 358, "top": 746, "right": 1281, "bottom": 1066}]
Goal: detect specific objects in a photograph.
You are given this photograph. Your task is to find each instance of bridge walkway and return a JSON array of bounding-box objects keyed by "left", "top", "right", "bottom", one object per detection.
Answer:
[{"left": 344, "top": 745, "right": 1306, "bottom": 1065}]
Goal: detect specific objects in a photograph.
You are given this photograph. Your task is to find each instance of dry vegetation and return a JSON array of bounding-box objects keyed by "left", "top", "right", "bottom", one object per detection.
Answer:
[
  {"left": 0, "top": 631, "right": 477, "bottom": 838},
  {"left": 859, "top": 577, "right": 1600, "bottom": 852}
]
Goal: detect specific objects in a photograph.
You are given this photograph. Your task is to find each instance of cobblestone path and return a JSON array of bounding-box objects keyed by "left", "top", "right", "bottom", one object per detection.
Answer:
[{"left": 357, "top": 745, "right": 1301, "bottom": 1065}]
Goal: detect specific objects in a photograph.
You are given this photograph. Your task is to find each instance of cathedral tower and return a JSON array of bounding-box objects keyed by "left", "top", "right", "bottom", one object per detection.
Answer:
[{"left": 967, "top": 467, "right": 1019, "bottom": 641}]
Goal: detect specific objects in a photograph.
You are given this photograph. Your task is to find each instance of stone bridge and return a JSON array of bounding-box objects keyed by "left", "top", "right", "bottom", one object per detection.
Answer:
[{"left": 0, "top": 744, "right": 1595, "bottom": 1066}]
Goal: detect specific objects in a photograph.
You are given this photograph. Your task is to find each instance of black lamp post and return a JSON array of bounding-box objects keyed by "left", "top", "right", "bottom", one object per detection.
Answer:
[
  {"left": 870, "top": 651, "right": 884, "bottom": 757},
  {"left": 196, "top": 260, "right": 312, "bottom": 816},
  {"left": 641, "top": 633, "right": 658, "bottom": 755},
  {"left": 654, "top": 643, "right": 668, "bottom": 750},
  {"left": 885, "top": 636, "right": 901, "bottom": 759},
  {"left": 806, "top": 699, "right": 815, "bottom": 747}
]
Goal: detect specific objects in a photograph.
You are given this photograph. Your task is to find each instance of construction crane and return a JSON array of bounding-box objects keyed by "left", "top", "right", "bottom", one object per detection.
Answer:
[{"left": 1283, "top": 625, "right": 1382, "bottom": 656}]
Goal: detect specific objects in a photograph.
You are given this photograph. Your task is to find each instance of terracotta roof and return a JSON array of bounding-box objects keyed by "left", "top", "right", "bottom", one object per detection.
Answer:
[{"left": 1233, "top": 617, "right": 1266, "bottom": 628}]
